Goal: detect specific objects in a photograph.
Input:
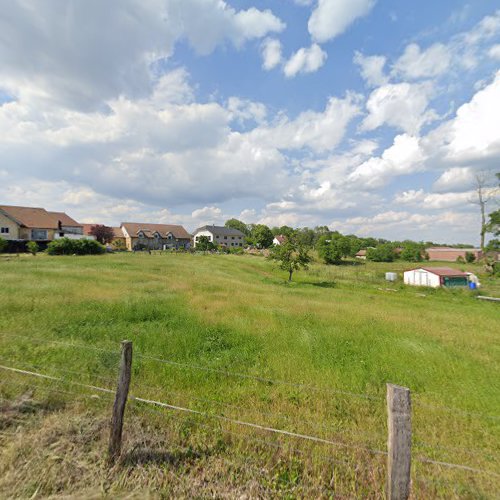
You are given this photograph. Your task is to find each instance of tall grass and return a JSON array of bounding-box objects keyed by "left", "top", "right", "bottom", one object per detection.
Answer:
[{"left": 0, "top": 253, "right": 499, "bottom": 497}]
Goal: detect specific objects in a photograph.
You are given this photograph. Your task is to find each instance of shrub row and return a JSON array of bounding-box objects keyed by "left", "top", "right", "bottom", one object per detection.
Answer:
[{"left": 46, "top": 238, "right": 106, "bottom": 255}]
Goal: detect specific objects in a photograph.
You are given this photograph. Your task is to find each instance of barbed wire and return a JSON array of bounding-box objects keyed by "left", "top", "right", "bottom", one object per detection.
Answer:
[
  {"left": 2, "top": 331, "right": 498, "bottom": 421},
  {"left": 1, "top": 363, "right": 498, "bottom": 479},
  {"left": 0, "top": 331, "right": 381, "bottom": 401}
]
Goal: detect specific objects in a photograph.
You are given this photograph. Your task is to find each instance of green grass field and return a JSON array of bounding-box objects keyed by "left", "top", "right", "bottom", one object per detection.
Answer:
[{"left": 0, "top": 252, "right": 499, "bottom": 498}]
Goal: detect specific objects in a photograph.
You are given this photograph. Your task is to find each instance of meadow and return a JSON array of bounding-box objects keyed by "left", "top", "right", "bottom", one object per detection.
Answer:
[{"left": 0, "top": 252, "right": 499, "bottom": 498}]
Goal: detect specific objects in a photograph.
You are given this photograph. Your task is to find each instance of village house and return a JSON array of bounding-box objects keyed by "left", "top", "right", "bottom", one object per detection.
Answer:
[
  {"left": 403, "top": 267, "right": 470, "bottom": 288},
  {"left": 193, "top": 225, "right": 245, "bottom": 248},
  {"left": 120, "top": 222, "right": 191, "bottom": 251},
  {"left": 355, "top": 249, "right": 367, "bottom": 259},
  {"left": 0, "top": 205, "right": 83, "bottom": 242},
  {"left": 273, "top": 234, "right": 287, "bottom": 246}
]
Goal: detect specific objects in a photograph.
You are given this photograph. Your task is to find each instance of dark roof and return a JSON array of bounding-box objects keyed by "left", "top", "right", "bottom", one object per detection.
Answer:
[
  {"left": 408, "top": 267, "right": 469, "bottom": 277},
  {"left": 121, "top": 222, "right": 191, "bottom": 240},
  {"left": 274, "top": 235, "right": 287, "bottom": 244},
  {"left": 194, "top": 225, "right": 245, "bottom": 237}
]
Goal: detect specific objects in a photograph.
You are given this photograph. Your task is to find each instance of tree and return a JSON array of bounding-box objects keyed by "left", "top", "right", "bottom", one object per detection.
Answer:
[
  {"left": 400, "top": 242, "right": 424, "bottom": 262},
  {"left": 268, "top": 238, "right": 311, "bottom": 281},
  {"left": 366, "top": 244, "right": 395, "bottom": 262},
  {"left": 196, "top": 235, "right": 216, "bottom": 252},
  {"left": 89, "top": 224, "right": 115, "bottom": 244},
  {"left": 465, "top": 251, "right": 476, "bottom": 263},
  {"left": 251, "top": 224, "right": 274, "bottom": 248},
  {"left": 486, "top": 209, "right": 500, "bottom": 237},
  {"left": 317, "top": 234, "right": 351, "bottom": 264},
  {"left": 26, "top": 241, "right": 39, "bottom": 256},
  {"left": 470, "top": 172, "right": 497, "bottom": 252},
  {"left": 0, "top": 237, "right": 7, "bottom": 253},
  {"left": 225, "top": 218, "right": 249, "bottom": 236}
]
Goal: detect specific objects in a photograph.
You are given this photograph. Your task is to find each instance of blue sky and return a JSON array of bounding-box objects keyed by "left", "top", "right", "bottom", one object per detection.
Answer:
[{"left": 0, "top": 0, "right": 499, "bottom": 243}]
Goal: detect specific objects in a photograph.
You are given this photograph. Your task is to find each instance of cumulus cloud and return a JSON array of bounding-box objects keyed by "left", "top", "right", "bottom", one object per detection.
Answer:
[
  {"left": 392, "top": 43, "right": 452, "bottom": 79},
  {"left": 394, "top": 189, "right": 473, "bottom": 209},
  {"left": 330, "top": 210, "right": 478, "bottom": 241},
  {"left": 432, "top": 167, "right": 475, "bottom": 192},
  {"left": 0, "top": 0, "right": 284, "bottom": 110},
  {"left": 361, "top": 82, "right": 438, "bottom": 134},
  {"left": 348, "top": 134, "right": 425, "bottom": 188},
  {"left": 261, "top": 38, "right": 283, "bottom": 70},
  {"left": 423, "top": 70, "right": 500, "bottom": 166},
  {"left": 283, "top": 44, "right": 327, "bottom": 78},
  {"left": 353, "top": 52, "right": 388, "bottom": 87},
  {"left": 308, "top": 0, "right": 376, "bottom": 43},
  {"left": 249, "top": 92, "right": 361, "bottom": 152}
]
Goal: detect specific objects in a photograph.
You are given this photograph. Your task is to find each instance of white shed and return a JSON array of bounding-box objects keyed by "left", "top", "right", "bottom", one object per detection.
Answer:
[{"left": 403, "top": 267, "right": 469, "bottom": 288}]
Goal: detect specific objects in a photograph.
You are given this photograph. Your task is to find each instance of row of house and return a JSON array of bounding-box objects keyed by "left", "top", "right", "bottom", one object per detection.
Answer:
[
  {"left": 1, "top": 205, "right": 496, "bottom": 259},
  {"left": 0, "top": 205, "right": 246, "bottom": 251}
]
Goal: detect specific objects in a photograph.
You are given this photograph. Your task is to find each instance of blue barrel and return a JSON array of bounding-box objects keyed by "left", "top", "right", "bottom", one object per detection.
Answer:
[{"left": 469, "top": 282, "right": 477, "bottom": 290}]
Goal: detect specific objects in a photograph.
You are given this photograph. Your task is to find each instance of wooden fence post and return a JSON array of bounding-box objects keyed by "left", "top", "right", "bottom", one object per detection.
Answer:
[
  {"left": 386, "top": 383, "right": 411, "bottom": 500},
  {"left": 108, "top": 340, "right": 133, "bottom": 463}
]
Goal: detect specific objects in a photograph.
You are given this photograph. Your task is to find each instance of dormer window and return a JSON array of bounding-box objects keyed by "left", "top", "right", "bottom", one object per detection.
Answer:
[{"left": 154, "top": 232, "right": 161, "bottom": 239}]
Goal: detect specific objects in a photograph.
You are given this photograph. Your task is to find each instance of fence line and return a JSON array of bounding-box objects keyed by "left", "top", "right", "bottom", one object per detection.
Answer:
[
  {"left": 0, "top": 332, "right": 500, "bottom": 420},
  {"left": 0, "top": 331, "right": 379, "bottom": 400},
  {"left": 1, "top": 362, "right": 498, "bottom": 479},
  {"left": 2, "top": 331, "right": 498, "bottom": 421}
]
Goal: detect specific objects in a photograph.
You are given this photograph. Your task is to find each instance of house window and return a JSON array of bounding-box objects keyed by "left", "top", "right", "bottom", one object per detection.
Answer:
[
  {"left": 231, "top": 236, "right": 235, "bottom": 240},
  {"left": 0, "top": 227, "right": 9, "bottom": 234},
  {"left": 224, "top": 236, "right": 227, "bottom": 239},
  {"left": 32, "top": 229, "right": 48, "bottom": 240}
]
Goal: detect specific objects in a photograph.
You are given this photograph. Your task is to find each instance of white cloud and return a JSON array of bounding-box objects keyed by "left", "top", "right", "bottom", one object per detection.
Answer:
[
  {"left": 394, "top": 189, "right": 473, "bottom": 209},
  {"left": 227, "top": 97, "right": 267, "bottom": 124},
  {"left": 489, "top": 44, "right": 500, "bottom": 60},
  {"left": 433, "top": 167, "right": 475, "bottom": 192},
  {"left": 283, "top": 44, "right": 327, "bottom": 78},
  {"left": 331, "top": 210, "right": 479, "bottom": 242},
  {"left": 261, "top": 38, "right": 283, "bottom": 70},
  {"left": 353, "top": 52, "right": 388, "bottom": 87},
  {"left": 361, "top": 82, "right": 437, "bottom": 134},
  {"left": 249, "top": 92, "right": 361, "bottom": 152},
  {"left": 308, "top": 0, "right": 376, "bottom": 43},
  {"left": 392, "top": 43, "right": 452, "bottom": 79},
  {"left": 0, "top": 0, "right": 284, "bottom": 110},
  {"left": 348, "top": 134, "right": 425, "bottom": 188},
  {"left": 424, "top": 70, "right": 500, "bottom": 165}
]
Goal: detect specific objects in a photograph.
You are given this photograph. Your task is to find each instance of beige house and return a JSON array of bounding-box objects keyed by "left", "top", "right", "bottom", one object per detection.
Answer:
[
  {"left": 120, "top": 222, "right": 191, "bottom": 251},
  {"left": 0, "top": 205, "right": 83, "bottom": 241}
]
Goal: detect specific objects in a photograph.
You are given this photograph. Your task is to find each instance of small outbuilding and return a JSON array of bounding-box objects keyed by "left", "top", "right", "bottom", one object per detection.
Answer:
[{"left": 403, "top": 267, "right": 469, "bottom": 288}]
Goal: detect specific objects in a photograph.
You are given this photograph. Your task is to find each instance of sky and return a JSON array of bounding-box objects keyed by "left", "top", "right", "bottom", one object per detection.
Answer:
[{"left": 0, "top": 0, "right": 499, "bottom": 243}]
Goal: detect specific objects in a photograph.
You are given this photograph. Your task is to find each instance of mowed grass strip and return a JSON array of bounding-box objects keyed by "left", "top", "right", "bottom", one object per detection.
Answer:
[{"left": 0, "top": 252, "right": 499, "bottom": 497}]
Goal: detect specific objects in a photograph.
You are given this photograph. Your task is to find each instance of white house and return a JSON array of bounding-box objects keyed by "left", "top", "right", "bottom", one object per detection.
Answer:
[
  {"left": 403, "top": 267, "right": 469, "bottom": 288},
  {"left": 193, "top": 225, "right": 245, "bottom": 248},
  {"left": 273, "top": 235, "right": 286, "bottom": 246}
]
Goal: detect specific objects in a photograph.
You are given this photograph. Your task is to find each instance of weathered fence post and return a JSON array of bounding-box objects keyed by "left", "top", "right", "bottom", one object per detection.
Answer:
[
  {"left": 386, "top": 383, "right": 411, "bottom": 500},
  {"left": 108, "top": 340, "right": 133, "bottom": 463}
]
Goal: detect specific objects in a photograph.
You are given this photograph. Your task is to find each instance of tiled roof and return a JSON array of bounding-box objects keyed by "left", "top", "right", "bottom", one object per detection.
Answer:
[
  {"left": 121, "top": 222, "right": 191, "bottom": 240},
  {"left": 0, "top": 205, "right": 59, "bottom": 229},
  {"left": 47, "top": 211, "right": 82, "bottom": 228},
  {"left": 408, "top": 267, "right": 469, "bottom": 277}
]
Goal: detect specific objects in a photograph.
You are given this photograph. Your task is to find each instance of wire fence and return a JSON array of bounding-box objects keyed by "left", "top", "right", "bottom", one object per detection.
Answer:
[{"left": 1, "top": 331, "right": 499, "bottom": 497}]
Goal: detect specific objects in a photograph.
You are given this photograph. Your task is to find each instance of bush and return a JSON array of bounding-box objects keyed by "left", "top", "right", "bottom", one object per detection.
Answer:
[
  {"left": 465, "top": 251, "right": 476, "bottom": 263},
  {"left": 229, "top": 246, "right": 244, "bottom": 255},
  {"left": 0, "top": 237, "right": 7, "bottom": 253},
  {"left": 26, "top": 241, "right": 39, "bottom": 255},
  {"left": 456, "top": 255, "right": 465, "bottom": 263},
  {"left": 47, "top": 238, "right": 106, "bottom": 255},
  {"left": 366, "top": 244, "right": 395, "bottom": 262}
]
